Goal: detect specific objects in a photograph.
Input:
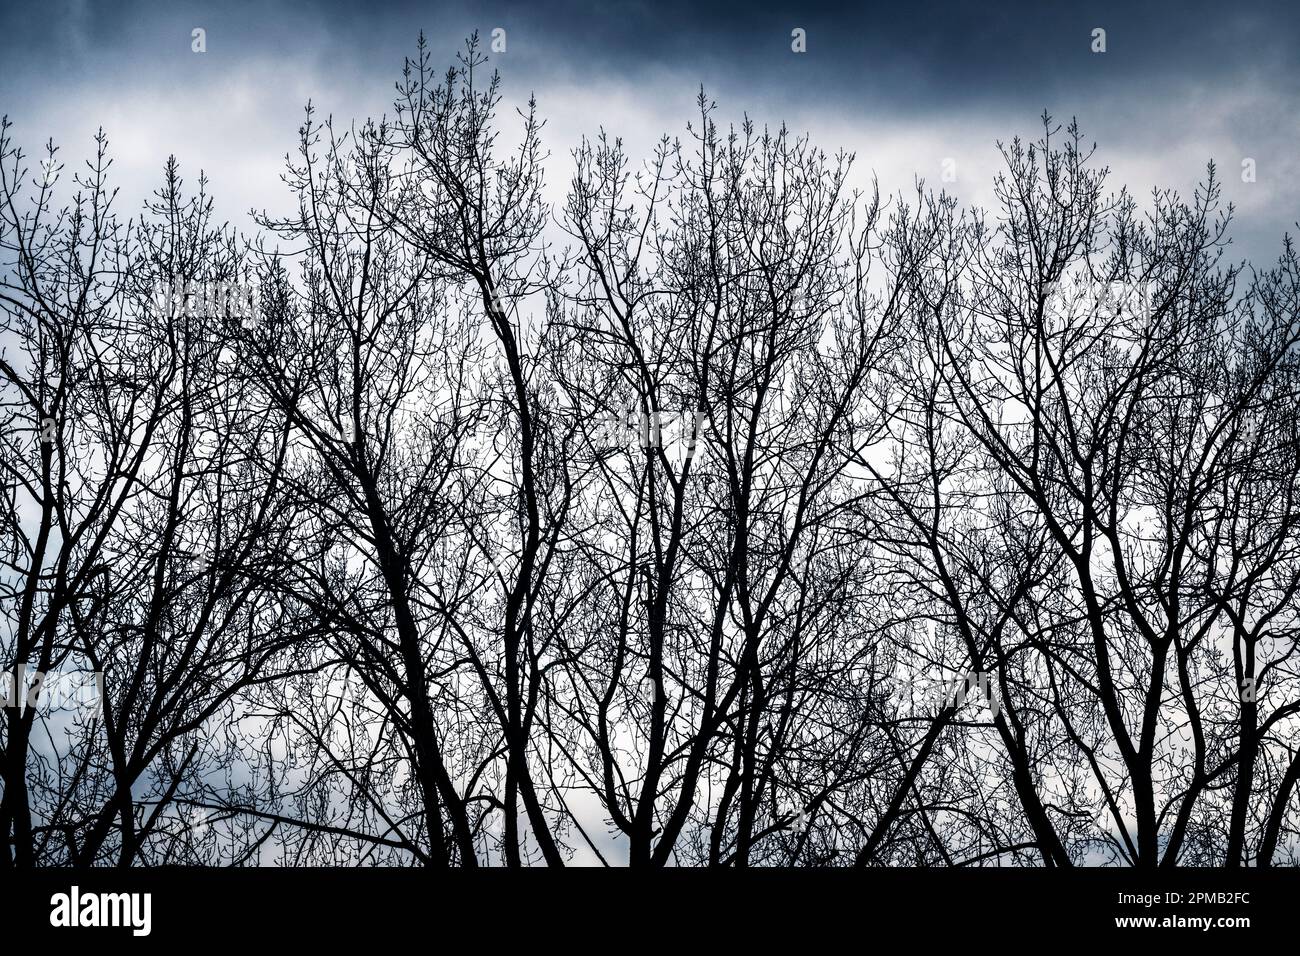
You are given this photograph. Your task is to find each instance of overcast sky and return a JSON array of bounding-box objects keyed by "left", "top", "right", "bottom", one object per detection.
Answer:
[{"left": 1, "top": 0, "right": 1297, "bottom": 265}]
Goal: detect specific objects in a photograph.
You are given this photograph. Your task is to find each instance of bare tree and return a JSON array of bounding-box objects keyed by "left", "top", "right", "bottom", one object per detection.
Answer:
[
  {"left": 5, "top": 46, "right": 1299, "bottom": 871},
  {"left": 553, "top": 99, "right": 928, "bottom": 866},
  {"left": 0, "top": 125, "right": 300, "bottom": 865},
  {"left": 860, "top": 117, "right": 1300, "bottom": 867}
]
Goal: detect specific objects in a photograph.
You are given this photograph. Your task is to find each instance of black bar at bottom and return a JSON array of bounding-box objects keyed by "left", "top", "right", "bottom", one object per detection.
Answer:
[
  {"left": 0, "top": 867, "right": 1287, "bottom": 943},
  {"left": 0, "top": 868, "right": 1284, "bottom": 946}
]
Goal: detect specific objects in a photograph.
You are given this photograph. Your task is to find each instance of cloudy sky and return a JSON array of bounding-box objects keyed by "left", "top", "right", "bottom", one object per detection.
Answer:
[{"left": 1, "top": 0, "right": 1298, "bottom": 265}]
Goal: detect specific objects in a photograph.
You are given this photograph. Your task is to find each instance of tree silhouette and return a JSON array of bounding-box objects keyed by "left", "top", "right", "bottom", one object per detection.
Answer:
[{"left": 1, "top": 43, "right": 1297, "bottom": 869}]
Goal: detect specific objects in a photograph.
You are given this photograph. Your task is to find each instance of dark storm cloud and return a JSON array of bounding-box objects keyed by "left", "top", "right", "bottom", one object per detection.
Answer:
[
  {"left": 1, "top": 0, "right": 1297, "bottom": 262},
  {"left": 5, "top": 0, "right": 1296, "bottom": 111}
]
